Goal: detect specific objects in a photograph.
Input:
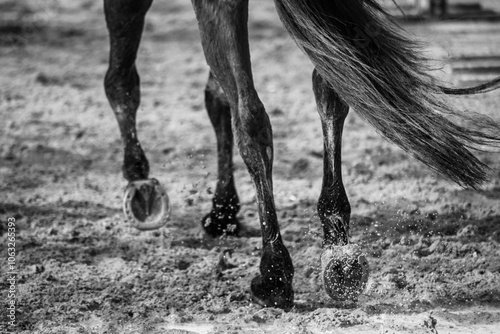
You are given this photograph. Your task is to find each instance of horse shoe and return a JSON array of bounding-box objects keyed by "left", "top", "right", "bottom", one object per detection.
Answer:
[
  {"left": 321, "top": 243, "right": 370, "bottom": 301},
  {"left": 122, "top": 178, "right": 170, "bottom": 230}
]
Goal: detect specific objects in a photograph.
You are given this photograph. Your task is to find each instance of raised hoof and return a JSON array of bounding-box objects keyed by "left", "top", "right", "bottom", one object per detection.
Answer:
[
  {"left": 201, "top": 213, "right": 239, "bottom": 237},
  {"left": 251, "top": 275, "right": 294, "bottom": 310},
  {"left": 123, "top": 178, "right": 170, "bottom": 230},
  {"left": 321, "top": 244, "right": 369, "bottom": 301}
]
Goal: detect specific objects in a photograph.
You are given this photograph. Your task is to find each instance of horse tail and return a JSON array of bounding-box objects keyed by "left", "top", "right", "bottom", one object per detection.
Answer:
[
  {"left": 440, "top": 77, "right": 500, "bottom": 95},
  {"left": 274, "top": 0, "right": 500, "bottom": 188}
]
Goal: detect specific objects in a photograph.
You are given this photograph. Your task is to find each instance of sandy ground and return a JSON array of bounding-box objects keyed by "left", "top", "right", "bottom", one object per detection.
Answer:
[{"left": 1, "top": 0, "right": 500, "bottom": 333}]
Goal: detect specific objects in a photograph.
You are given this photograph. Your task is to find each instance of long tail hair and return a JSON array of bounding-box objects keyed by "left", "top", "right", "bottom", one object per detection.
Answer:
[{"left": 274, "top": 0, "right": 500, "bottom": 188}]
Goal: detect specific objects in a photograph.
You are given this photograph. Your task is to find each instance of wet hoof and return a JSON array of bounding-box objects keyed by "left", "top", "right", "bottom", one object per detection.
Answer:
[
  {"left": 201, "top": 212, "right": 239, "bottom": 237},
  {"left": 321, "top": 243, "right": 369, "bottom": 301},
  {"left": 251, "top": 275, "right": 294, "bottom": 310},
  {"left": 123, "top": 178, "right": 170, "bottom": 230}
]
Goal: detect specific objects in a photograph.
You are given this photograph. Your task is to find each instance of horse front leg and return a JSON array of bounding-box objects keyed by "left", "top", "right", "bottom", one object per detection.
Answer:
[
  {"left": 104, "top": 0, "right": 169, "bottom": 230},
  {"left": 312, "top": 70, "right": 369, "bottom": 301},
  {"left": 192, "top": 0, "right": 294, "bottom": 309},
  {"left": 202, "top": 72, "right": 240, "bottom": 237}
]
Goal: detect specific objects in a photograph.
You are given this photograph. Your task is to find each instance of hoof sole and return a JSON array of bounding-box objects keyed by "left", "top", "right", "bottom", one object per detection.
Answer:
[
  {"left": 321, "top": 244, "right": 369, "bottom": 301},
  {"left": 123, "top": 178, "right": 170, "bottom": 230}
]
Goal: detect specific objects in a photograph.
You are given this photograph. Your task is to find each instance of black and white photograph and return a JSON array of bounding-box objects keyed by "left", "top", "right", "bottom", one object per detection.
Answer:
[{"left": 1, "top": 0, "right": 500, "bottom": 333}]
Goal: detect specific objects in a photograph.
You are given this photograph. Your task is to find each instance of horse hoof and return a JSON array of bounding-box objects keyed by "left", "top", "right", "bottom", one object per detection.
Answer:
[
  {"left": 123, "top": 178, "right": 170, "bottom": 230},
  {"left": 250, "top": 275, "right": 294, "bottom": 310},
  {"left": 321, "top": 243, "right": 369, "bottom": 301},
  {"left": 201, "top": 213, "right": 239, "bottom": 237}
]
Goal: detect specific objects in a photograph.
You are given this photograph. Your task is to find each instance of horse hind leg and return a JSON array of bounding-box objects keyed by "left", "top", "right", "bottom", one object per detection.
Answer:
[
  {"left": 192, "top": 0, "right": 293, "bottom": 309},
  {"left": 202, "top": 72, "right": 240, "bottom": 237},
  {"left": 104, "top": 0, "right": 169, "bottom": 230},
  {"left": 312, "top": 70, "right": 369, "bottom": 301}
]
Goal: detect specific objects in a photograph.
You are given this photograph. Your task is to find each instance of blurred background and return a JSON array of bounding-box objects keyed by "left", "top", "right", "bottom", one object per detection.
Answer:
[{"left": 383, "top": 0, "right": 500, "bottom": 18}]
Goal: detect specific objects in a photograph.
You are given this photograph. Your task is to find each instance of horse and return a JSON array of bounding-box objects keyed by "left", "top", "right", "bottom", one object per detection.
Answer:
[{"left": 103, "top": 0, "right": 500, "bottom": 309}]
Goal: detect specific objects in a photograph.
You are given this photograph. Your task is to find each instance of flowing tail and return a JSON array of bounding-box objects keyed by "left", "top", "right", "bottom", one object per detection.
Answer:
[{"left": 274, "top": 0, "right": 500, "bottom": 188}]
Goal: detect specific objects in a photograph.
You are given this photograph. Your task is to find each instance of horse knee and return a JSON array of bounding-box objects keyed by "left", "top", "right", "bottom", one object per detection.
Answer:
[
  {"left": 238, "top": 100, "right": 273, "bottom": 149},
  {"left": 312, "top": 69, "right": 349, "bottom": 122}
]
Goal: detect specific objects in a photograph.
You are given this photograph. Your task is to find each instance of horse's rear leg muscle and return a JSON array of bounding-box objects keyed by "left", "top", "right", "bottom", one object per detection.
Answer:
[
  {"left": 104, "top": 0, "right": 152, "bottom": 182},
  {"left": 192, "top": 0, "right": 294, "bottom": 309},
  {"left": 312, "top": 70, "right": 369, "bottom": 301},
  {"left": 203, "top": 72, "right": 240, "bottom": 237}
]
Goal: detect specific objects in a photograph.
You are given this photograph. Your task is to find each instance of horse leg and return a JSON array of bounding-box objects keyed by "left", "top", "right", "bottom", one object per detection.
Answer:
[
  {"left": 312, "top": 70, "right": 369, "bottom": 301},
  {"left": 202, "top": 72, "right": 240, "bottom": 237},
  {"left": 104, "top": 0, "right": 169, "bottom": 230},
  {"left": 192, "top": 0, "right": 294, "bottom": 309}
]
